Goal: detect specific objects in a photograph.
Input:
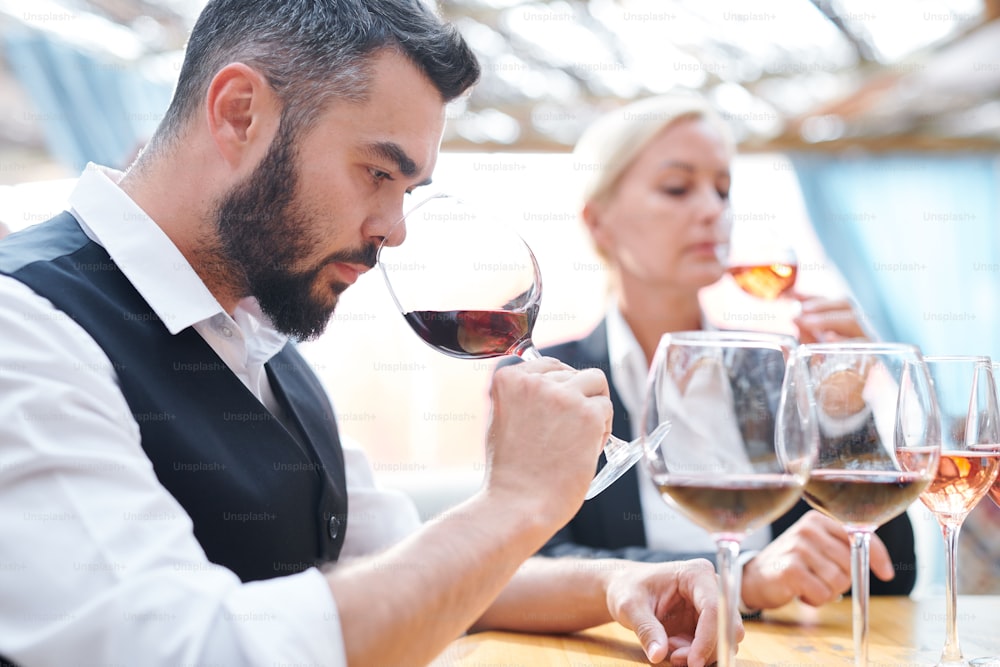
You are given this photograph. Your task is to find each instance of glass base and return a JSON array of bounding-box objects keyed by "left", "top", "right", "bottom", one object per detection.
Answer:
[
  {"left": 584, "top": 440, "right": 645, "bottom": 500},
  {"left": 584, "top": 421, "right": 669, "bottom": 500},
  {"left": 969, "top": 659, "right": 1000, "bottom": 666}
]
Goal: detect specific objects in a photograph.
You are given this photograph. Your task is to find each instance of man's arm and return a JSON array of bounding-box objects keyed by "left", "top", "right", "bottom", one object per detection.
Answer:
[
  {"left": 0, "top": 278, "right": 347, "bottom": 666},
  {"left": 540, "top": 524, "right": 717, "bottom": 563},
  {"left": 328, "top": 358, "right": 616, "bottom": 666},
  {"left": 475, "top": 556, "right": 723, "bottom": 666}
]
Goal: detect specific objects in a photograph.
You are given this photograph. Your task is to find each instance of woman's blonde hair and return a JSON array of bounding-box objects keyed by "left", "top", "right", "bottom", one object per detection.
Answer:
[{"left": 573, "top": 93, "right": 734, "bottom": 209}]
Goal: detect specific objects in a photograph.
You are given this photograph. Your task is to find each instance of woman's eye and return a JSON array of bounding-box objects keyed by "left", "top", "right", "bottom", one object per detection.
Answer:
[
  {"left": 661, "top": 186, "right": 688, "bottom": 197},
  {"left": 718, "top": 189, "right": 731, "bottom": 200}
]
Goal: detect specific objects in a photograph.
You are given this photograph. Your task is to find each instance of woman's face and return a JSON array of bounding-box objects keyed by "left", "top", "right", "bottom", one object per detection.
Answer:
[{"left": 586, "top": 117, "right": 732, "bottom": 292}]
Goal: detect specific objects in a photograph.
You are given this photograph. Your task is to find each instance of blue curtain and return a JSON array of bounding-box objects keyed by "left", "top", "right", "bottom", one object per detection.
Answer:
[
  {"left": 793, "top": 153, "right": 1000, "bottom": 596},
  {"left": 792, "top": 154, "right": 1000, "bottom": 359},
  {"left": 4, "top": 28, "right": 174, "bottom": 172}
]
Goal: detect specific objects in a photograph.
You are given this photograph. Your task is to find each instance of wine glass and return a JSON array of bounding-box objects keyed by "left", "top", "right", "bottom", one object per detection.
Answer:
[
  {"left": 724, "top": 223, "right": 799, "bottom": 302},
  {"left": 921, "top": 356, "right": 1000, "bottom": 667},
  {"left": 641, "top": 330, "right": 814, "bottom": 667},
  {"left": 377, "top": 193, "right": 658, "bottom": 500},
  {"left": 795, "top": 342, "right": 940, "bottom": 667}
]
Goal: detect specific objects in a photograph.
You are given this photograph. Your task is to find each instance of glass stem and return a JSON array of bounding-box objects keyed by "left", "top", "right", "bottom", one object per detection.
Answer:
[
  {"left": 939, "top": 519, "right": 965, "bottom": 664},
  {"left": 850, "top": 530, "right": 871, "bottom": 667},
  {"left": 512, "top": 339, "right": 541, "bottom": 360},
  {"left": 715, "top": 538, "right": 741, "bottom": 667}
]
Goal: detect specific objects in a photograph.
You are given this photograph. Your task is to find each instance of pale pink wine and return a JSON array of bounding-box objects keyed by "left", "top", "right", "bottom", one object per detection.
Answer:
[
  {"left": 728, "top": 263, "right": 797, "bottom": 300},
  {"left": 920, "top": 449, "right": 1000, "bottom": 516}
]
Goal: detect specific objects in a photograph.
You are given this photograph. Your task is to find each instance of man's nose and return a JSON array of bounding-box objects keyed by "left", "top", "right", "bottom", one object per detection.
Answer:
[{"left": 366, "top": 200, "right": 407, "bottom": 248}]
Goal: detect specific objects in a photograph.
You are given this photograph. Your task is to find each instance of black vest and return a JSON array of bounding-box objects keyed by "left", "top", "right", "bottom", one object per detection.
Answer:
[{"left": 0, "top": 213, "right": 348, "bottom": 583}]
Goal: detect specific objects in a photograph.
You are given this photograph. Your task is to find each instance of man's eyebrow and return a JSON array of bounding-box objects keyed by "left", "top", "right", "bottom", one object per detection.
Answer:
[{"left": 367, "top": 141, "right": 419, "bottom": 178}]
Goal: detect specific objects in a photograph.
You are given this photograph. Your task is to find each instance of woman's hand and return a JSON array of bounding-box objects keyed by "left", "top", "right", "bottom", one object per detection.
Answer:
[{"left": 791, "top": 294, "right": 870, "bottom": 343}]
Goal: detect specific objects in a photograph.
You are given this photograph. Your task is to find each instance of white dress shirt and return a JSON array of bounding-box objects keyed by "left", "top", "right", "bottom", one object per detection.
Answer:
[
  {"left": 0, "top": 164, "right": 421, "bottom": 665},
  {"left": 604, "top": 303, "right": 771, "bottom": 554}
]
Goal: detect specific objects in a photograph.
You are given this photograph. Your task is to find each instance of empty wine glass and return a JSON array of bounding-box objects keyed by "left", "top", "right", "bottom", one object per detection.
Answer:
[
  {"left": 921, "top": 356, "right": 1000, "bottom": 667},
  {"left": 378, "top": 193, "right": 660, "bottom": 499},
  {"left": 796, "top": 342, "right": 940, "bottom": 667},
  {"left": 641, "top": 331, "right": 814, "bottom": 667}
]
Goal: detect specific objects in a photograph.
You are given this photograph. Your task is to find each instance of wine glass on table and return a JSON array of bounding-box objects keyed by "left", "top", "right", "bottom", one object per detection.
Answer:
[
  {"left": 641, "top": 331, "right": 815, "bottom": 667},
  {"left": 377, "top": 193, "right": 659, "bottom": 500},
  {"left": 969, "top": 364, "right": 1000, "bottom": 667},
  {"left": 921, "top": 356, "right": 1000, "bottom": 667},
  {"left": 796, "top": 342, "right": 941, "bottom": 667}
]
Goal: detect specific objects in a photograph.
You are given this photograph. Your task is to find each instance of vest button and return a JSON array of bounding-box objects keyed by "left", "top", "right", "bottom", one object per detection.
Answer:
[{"left": 327, "top": 515, "right": 341, "bottom": 540}]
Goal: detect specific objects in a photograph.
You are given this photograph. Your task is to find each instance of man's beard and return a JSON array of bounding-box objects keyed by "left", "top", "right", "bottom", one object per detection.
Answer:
[{"left": 211, "top": 125, "right": 377, "bottom": 341}]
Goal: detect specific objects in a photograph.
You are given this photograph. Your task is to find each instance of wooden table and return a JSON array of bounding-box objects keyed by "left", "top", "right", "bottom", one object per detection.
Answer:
[{"left": 432, "top": 596, "right": 1000, "bottom": 665}]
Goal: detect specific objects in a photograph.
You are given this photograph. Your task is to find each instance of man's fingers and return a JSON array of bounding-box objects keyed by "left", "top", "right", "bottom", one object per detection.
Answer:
[
  {"left": 683, "top": 561, "right": 722, "bottom": 667},
  {"left": 869, "top": 532, "right": 896, "bottom": 581},
  {"left": 794, "top": 568, "right": 842, "bottom": 607},
  {"left": 560, "top": 366, "right": 612, "bottom": 397},
  {"left": 509, "top": 356, "right": 571, "bottom": 374},
  {"left": 513, "top": 360, "right": 609, "bottom": 395},
  {"left": 618, "top": 605, "right": 669, "bottom": 664}
]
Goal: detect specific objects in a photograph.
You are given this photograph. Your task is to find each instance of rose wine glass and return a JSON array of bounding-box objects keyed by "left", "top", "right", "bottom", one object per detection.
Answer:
[
  {"left": 795, "top": 342, "right": 940, "bottom": 667},
  {"left": 968, "top": 362, "right": 1000, "bottom": 667},
  {"left": 378, "top": 193, "right": 657, "bottom": 499},
  {"left": 725, "top": 226, "right": 799, "bottom": 302},
  {"left": 921, "top": 356, "right": 1000, "bottom": 667},
  {"left": 641, "top": 331, "right": 815, "bottom": 667}
]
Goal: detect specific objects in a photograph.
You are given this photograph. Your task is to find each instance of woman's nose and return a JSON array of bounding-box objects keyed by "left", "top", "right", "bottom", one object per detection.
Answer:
[{"left": 697, "top": 187, "right": 728, "bottom": 227}]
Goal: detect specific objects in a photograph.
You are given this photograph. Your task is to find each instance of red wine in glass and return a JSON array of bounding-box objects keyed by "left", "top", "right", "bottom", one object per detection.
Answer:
[
  {"left": 804, "top": 468, "right": 929, "bottom": 527},
  {"left": 379, "top": 193, "right": 655, "bottom": 499},
  {"left": 797, "top": 343, "right": 940, "bottom": 667},
  {"left": 642, "top": 331, "right": 812, "bottom": 667},
  {"left": 403, "top": 304, "right": 539, "bottom": 360}
]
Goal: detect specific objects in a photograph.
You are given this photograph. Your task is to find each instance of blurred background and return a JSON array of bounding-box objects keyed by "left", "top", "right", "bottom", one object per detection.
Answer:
[{"left": 1, "top": 0, "right": 998, "bottom": 596}]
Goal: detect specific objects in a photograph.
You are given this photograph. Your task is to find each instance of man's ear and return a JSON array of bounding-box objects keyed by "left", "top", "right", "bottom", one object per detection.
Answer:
[{"left": 204, "top": 62, "right": 279, "bottom": 168}]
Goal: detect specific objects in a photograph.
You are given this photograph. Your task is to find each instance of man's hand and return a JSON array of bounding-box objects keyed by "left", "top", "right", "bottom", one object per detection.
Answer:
[
  {"left": 485, "top": 358, "right": 612, "bottom": 528},
  {"left": 605, "top": 559, "right": 732, "bottom": 666},
  {"left": 792, "top": 294, "right": 870, "bottom": 344},
  {"left": 741, "top": 510, "right": 896, "bottom": 609}
]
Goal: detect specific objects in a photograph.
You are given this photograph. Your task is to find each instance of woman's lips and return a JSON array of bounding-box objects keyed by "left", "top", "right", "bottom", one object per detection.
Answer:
[{"left": 687, "top": 242, "right": 722, "bottom": 259}]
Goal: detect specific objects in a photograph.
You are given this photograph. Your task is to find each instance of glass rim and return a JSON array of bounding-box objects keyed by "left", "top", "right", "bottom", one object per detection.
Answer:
[
  {"left": 657, "top": 330, "right": 798, "bottom": 347},
  {"left": 797, "top": 341, "right": 922, "bottom": 355},
  {"left": 923, "top": 354, "right": 992, "bottom": 364}
]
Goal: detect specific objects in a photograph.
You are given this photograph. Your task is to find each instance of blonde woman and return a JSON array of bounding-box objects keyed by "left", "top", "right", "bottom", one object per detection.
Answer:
[{"left": 537, "top": 94, "right": 915, "bottom": 613}]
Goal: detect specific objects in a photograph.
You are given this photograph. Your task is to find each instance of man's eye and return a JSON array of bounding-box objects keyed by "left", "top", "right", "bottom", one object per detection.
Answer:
[{"left": 370, "top": 168, "right": 391, "bottom": 183}]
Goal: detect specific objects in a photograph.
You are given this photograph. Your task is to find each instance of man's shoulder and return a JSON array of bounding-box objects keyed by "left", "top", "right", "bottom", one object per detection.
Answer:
[{"left": 0, "top": 212, "right": 88, "bottom": 274}]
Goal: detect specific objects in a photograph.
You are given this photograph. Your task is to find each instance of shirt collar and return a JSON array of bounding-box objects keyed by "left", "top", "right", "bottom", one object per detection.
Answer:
[
  {"left": 68, "top": 164, "right": 288, "bottom": 356},
  {"left": 604, "top": 300, "right": 649, "bottom": 421},
  {"left": 604, "top": 300, "right": 717, "bottom": 420}
]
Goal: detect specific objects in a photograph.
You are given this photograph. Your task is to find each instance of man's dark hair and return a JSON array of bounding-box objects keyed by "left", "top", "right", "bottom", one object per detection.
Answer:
[{"left": 154, "top": 0, "right": 479, "bottom": 145}]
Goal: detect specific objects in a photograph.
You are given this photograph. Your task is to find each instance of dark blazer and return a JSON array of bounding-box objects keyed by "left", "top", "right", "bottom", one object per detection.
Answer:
[{"left": 530, "top": 321, "right": 917, "bottom": 595}]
